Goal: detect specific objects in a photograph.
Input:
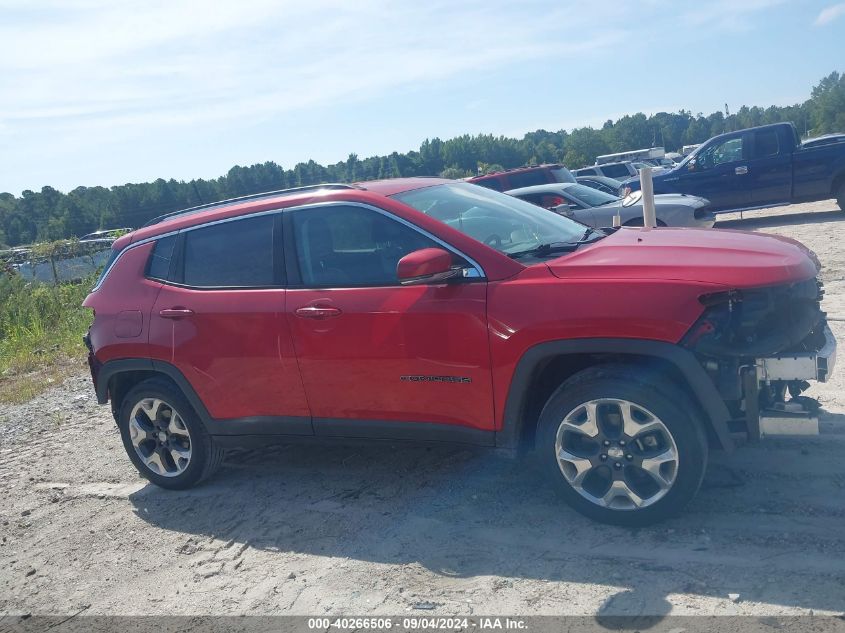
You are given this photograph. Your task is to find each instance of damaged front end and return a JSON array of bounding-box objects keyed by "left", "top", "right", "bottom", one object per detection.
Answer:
[{"left": 684, "top": 277, "right": 837, "bottom": 440}]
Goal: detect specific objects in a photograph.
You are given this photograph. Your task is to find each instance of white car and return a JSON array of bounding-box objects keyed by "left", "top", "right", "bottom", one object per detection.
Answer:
[{"left": 505, "top": 183, "right": 716, "bottom": 228}]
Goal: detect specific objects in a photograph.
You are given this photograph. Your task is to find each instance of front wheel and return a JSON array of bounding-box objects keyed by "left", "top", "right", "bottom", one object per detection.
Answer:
[{"left": 536, "top": 365, "right": 708, "bottom": 526}]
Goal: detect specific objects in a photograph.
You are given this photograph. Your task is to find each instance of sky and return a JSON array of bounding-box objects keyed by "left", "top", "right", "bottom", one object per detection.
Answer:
[{"left": 0, "top": 0, "right": 843, "bottom": 195}]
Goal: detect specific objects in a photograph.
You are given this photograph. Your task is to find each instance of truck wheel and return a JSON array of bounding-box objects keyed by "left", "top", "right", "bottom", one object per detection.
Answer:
[
  {"left": 117, "top": 378, "right": 224, "bottom": 489},
  {"left": 536, "top": 365, "right": 708, "bottom": 526}
]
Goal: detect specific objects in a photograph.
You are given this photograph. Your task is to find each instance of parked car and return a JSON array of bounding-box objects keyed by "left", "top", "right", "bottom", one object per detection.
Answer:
[
  {"left": 576, "top": 175, "right": 625, "bottom": 196},
  {"left": 573, "top": 161, "right": 643, "bottom": 181},
  {"left": 622, "top": 122, "right": 845, "bottom": 212},
  {"left": 801, "top": 133, "right": 845, "bottom": 149},
  {"left": 468, "top": 164, "right": 576, "bottom": 191},
  {"left": 506, "top": 183, "right": 715, "bottom": 228},
  {"left": 79, "top": 228, "right": 132, "bottom": 242},
  {"left": 84, "top": 178, "right": 835, "bottom": 526}
]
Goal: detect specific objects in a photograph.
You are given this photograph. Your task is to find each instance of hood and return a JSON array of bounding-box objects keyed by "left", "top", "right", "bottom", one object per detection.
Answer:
[
  {"left": 546, "top": 227, "right": 819, "bottom": 287},
  {"left": 652, "top": 192, "right": 707, "bottom": 207},
  {"left": 601, "top": 193, "right": 707, "bottom": 212}
]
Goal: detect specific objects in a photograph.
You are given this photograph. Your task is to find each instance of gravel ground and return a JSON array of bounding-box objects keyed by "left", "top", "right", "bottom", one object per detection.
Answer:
[{"left": 1, "top": 200, "right": 844, "bottom": 618}]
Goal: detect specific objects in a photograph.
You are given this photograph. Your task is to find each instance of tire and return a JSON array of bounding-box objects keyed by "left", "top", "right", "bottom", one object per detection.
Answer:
[
  {"left": 836, "top": 182, "right": 845, "bottom": 212},
  {"left": 117, "top": 378, "right": 224, "bottom": 489},
  {"left": 535, "top": 364, "right": 708, "bottom": 526}
]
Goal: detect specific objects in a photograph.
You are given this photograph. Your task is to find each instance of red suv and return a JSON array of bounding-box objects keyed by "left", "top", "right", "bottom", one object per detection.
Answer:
[
  {"left": 83, "top": 178, "right": 836, "bottom": 525},
  {"left": 467, "top": 164, "right": 575, "bottom": 191}
]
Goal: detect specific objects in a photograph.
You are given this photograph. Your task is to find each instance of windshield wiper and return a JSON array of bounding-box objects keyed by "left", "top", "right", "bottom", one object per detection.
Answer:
[
  {"left": 508, "top": 230, "right": 601, "bottom": 260},
  {"left": 580, "top": 227, "right": 598, "bottom": 241}
]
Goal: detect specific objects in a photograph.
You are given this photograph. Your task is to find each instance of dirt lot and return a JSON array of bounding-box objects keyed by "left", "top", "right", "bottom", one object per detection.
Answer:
[{"left": 1, "top": 200, "right": 844, "bottom": 618}]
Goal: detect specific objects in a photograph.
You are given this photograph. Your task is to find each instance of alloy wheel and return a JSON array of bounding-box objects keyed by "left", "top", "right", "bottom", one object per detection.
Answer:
[
  {"left": 128, "top": 398, "right": 192, "bottom": 477},
  {"left": 554, "top": 398, "right": 679, "bottom": 510}
]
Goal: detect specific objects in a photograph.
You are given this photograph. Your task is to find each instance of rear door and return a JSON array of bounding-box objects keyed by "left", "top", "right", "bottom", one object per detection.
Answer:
[
  {"left": 148, "top": 213, "right": 311, "bottom": 432},
  {"left": 284, "top": 203, "right": 495, "bottom": 440},
  {"left": 674, "top": 133, "right": 752, "bottom": 210},
  {"left": 749, "top": 127, "right": 792, "bottom": 205}
]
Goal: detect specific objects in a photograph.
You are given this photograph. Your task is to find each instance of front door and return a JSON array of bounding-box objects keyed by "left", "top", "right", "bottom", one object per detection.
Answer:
[
  {"left": 674, "top": 133, "right": 752, "bottom": 210},
  {"left": 148, "top": 213, "right": 311, "bottom": 432},
  {"left": 284, "top": 203, "right": 495, "bottom": 440}
]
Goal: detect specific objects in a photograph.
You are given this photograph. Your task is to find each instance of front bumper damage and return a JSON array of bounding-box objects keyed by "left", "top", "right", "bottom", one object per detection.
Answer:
[
  {"left": 687, "top": 277, "right": 836, "bottom": 441},
  {"left": 747, "top": 325, "right": 837, "bottom": 438}
]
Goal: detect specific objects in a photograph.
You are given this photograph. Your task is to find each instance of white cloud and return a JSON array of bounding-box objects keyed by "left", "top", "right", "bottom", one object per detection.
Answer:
[
  {"left": 681, "top": 0, "right": 787, "bottom": 31},
  {"left": 815, "top": 2, "right": 845, "bottom": 25},
  {"left": 0, "top": 0, "right": 795, "bottom": 192},
  {"left": 0, "top": 1, "right": 628, "bottom": 149}
]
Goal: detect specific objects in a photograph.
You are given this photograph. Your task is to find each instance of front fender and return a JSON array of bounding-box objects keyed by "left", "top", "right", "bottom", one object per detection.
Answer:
[{"left": 496, "top": 338, "right": 733, "bottom": 452}]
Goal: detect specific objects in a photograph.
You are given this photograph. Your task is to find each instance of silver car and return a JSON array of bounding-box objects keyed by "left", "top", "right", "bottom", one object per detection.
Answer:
[{"left": 505, "top": 183, "right": 715, "bottom": 228}]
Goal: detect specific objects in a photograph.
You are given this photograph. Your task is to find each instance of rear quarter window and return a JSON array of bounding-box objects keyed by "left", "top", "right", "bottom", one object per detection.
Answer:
[
  {"left": 601, "top": 164, "right": 633, "bottom": 179},
  {"left": 94, "top": 247, "right": 121, "bottom": 288},
  {"left": 471, "top": 178, "right": 503, "bottom": 191},
  {"left": 145, "top": 235, "right": 176, "bottom": 281},
  {"left": 506, "top": 171, "right": 550, "bottom": 189},
  {"left": 754, "top": 130, "right": 780, "bottom": 158}
]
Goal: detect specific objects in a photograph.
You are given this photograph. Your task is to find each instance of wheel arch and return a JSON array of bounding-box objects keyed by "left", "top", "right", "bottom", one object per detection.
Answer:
[
  {"left": 496, "top": 339, "right": 733, "bottom": 452},
  {"left": 97, "top": 359, "right": 212, "bottom": 424}
]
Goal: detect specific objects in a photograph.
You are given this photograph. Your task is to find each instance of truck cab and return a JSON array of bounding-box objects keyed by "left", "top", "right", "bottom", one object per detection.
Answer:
[{"left": 624, "top": 122, "right": 845, "bottom": 212}]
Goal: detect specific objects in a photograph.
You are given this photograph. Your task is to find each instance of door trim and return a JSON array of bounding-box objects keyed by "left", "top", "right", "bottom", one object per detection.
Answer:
[{"left": 313, "top": 417, "right": 495, "bottom": 446}]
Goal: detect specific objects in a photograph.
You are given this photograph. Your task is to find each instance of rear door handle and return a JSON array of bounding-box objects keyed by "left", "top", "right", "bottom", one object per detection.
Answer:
[
  {"left": 159, "top": 308, "right": 194, "bottom": 319},
  {"left": 295, "top": 306, "right": 342, "bottom": 319},
  {"left": 735, "top": 166, "right": 748, "bottom": 175}
]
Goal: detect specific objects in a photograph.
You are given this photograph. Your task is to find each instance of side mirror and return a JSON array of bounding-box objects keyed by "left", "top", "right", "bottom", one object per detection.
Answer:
[
  {"left": 621, "top": 190, "right": 643, "bottom": 208},
  {"left": 397, "top": 248, "right": 460, "bottom": 285}
]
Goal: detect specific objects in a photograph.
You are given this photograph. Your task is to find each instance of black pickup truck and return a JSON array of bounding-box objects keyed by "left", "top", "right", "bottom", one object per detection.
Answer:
[{"left": 623, "top": 122, "right": 845, "bottom": 213}]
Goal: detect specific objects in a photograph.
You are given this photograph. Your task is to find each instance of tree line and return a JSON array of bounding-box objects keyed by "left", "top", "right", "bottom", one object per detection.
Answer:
[{"left": 1, "top": 71, "right": 843, "bottom": 247}]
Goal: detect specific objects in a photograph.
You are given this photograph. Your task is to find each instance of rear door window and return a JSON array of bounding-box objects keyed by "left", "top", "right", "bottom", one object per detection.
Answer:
[
  {"left": 181, "top": 215, "right": 275, "bottom": 288},
  {"left": 754, "top": 129, "right": 780, "bottom": 158}
]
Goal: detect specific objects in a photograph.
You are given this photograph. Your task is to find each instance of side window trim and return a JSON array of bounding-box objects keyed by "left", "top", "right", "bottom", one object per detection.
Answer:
[{"left": 283, "top": 201, "right": 485, "bottom": 289}]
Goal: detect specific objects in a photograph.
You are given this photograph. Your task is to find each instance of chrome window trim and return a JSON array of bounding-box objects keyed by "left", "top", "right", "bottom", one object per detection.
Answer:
[
  {"left": 91, "top": 200, "right": 486, "bottom": 291},
  {"left": 91, "top": 228, "right": 181, "bottom": 292}
]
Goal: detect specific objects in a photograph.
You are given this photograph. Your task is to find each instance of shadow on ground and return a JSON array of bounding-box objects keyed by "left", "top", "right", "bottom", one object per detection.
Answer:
[{"left": 129, "top": 431, "right": 845, "bottom": 616}]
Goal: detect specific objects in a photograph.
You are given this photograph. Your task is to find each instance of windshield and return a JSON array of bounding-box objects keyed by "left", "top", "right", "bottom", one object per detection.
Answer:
[
  {"left": 393, "top": 183, "right": 587, "bottom": 255},
  {"left": 562, "top": 184, "right": 620, "bottom": 207}
]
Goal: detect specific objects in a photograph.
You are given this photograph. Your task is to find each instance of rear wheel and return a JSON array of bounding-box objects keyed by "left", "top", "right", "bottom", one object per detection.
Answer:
[
  {"left": 118, "top": 378, "right": 224, "bottom": 489},
  {"left": 536, "top": 365, "right": 708, "bottom": 526}
]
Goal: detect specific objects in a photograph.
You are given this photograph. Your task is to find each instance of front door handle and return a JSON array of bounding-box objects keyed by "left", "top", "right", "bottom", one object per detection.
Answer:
[
  {"left": 735, "top": 166, "right": 748, "bottom": 175},
  {"left": 159, "top": 308, "right": 194, "bottom": 319},
  {"left": 295, "top": 305, "right": 342, "bottom": 319}
]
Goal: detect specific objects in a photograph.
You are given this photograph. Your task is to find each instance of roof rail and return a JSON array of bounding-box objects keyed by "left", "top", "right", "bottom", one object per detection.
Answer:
[{"left": 141, "top": 183, "right": 361, "bottom": 228}]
